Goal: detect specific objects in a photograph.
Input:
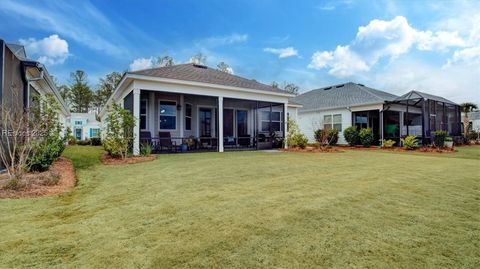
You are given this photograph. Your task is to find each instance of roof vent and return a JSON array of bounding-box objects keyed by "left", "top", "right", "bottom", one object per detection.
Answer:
[
  {"left": 357, "top": 83, "right": 365, "bottom": 86},
  {"left": 193, "top": 64, "right": 208, "bottom": 69},
  {"left": 324, "top": 87, "right": 332, "bottom": 90},
  {"left": 336, "top": 84, "right": 345, "bottom": 88}
]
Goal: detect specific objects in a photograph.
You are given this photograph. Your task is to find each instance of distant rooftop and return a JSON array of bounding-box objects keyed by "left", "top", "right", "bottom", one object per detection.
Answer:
[
  {"left": 292, "top": 82, "right": 398, "bottom": 111},
  {"left": 394, "top": 90, "right": 458, "bottom": 106}
]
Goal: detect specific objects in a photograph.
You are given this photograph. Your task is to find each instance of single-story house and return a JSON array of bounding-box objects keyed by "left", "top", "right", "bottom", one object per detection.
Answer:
[
  {"left": 292, "top": 82, "right": 462, "bottom": 145},
  {"left": 99, "top": 63, "right": 299, "bottom": 154},
  {"left": 68, "top": 113, "right": 101, "bottom": 141},
  {"left": 462, "top": 111, "right": 480, "bottom": 134}
]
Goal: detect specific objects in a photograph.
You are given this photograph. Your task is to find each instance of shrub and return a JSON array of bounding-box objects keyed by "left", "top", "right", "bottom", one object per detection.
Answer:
[
  {"left": 140, "top": 143, "right": 152, "bottom": 156},
  {"left": 343, "top": 126, "right": 359, "bottom": 146},
  {"left": 401, "top": 135, "right": 418, "bottom": 150},
  {"left": 382, "top": 139, "right": 396, "bottom": 148},
  {"left": 287, "top": 118, "right": 308, "bottom": 149},
  {"left": 90, "top": 137, "right": 102, "bottom": 146},
  {"left": 77, "top": 139, "right": 91, "bottom": 146},
  {"left": 68, "top": 139, "right": 77, "bottom": 145},
  {"left": 27, "top": 94, "right": 67, "bottom": 172},
  {"left": 433, "top": 130, "right": 448, "bottom": 148},
  {"left": 468, "top": 130, "right": 479, "bottom": 141},
  {"left": 103, "top": 103, "right": 136, "bottom": 159},
  {"left": 359, "top": 128, "right": 374, "bottom": 147},
  {"left": 314, "top": 129, "right": 338, "bottom": 146}
]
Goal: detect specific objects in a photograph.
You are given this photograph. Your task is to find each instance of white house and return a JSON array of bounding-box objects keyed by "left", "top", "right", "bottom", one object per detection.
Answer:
[
  {"left": 99, "top": 63, "right": 299, "bottom": 154},
  {"left": 292, "top": 82, "right": 462, "bottom": 145},
  {"left": 68, "top": 113, "right": 101, "bottom": 141}
]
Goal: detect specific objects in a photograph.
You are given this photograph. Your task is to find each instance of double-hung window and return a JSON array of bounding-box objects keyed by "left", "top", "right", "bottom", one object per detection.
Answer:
[
  {"left": 140, "top": 99, "right": 148, "bottom": 130},
  {"left": 323, "top": 114, "right": 342, "bottom": 131},
  {"left": 159, "top": 101, "right": 177, "bottom": 130},
  {"left": 185, "top": 103, "right": 192, "bottom": 131},
  {"left": 261, "top": 111, "right": 282, "bottom": 132}
]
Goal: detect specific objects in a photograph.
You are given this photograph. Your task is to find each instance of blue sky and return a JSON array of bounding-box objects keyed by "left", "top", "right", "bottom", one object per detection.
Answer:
[{"left": 0, "top": 0, "right": 479, "bottom": 103}]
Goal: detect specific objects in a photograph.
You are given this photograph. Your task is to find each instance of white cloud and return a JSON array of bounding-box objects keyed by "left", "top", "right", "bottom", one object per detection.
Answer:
[
  {"left": 371, "top": 57, "right": 480, "bottom": 105},
  {"left": 197, "top": 33, "right": 248, "bottom": 48},
  {"left": 0, "top": 0, "right": 153, "bottom": 57},
  {"left": 445, "top": 46, "right": 480, "bottom": 67},
  {"left": 309, "top": 46, "right": 369, "bottom": 78},
  {"left": 264, "top": 47, "right": 299, "bottom": 58},
  {"left": 309, "top": 16, "right": 469, "bottom": 77},
  {"left": 19, "top": 34, "right": 69, "bottom": 65},
  {"left": 129, "top": 57, "right": 157, "bottom": 71}
]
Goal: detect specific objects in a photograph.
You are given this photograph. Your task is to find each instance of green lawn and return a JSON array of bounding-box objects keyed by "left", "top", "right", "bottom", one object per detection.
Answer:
[{"left": 1, "top": 146, "right": 479, "bottom": 268}]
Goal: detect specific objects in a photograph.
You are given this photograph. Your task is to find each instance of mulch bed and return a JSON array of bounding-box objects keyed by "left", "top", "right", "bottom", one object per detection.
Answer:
[
  {"left": 0, "top": 157, "right": 76, "bottom": 199},
  {"left": 100, "top": 153, "right": 156, "bottom": 165},
  {"left": 283, "top": 146, "right": 342, "bottom": 153}
]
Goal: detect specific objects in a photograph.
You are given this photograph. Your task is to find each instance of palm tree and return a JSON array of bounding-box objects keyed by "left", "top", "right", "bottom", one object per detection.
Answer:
[{"left": 460, "top": 102, "right": 478, "bottom": 138}]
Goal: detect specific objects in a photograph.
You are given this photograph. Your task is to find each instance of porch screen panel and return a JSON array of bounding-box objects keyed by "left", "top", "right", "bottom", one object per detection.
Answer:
[
  {"left": 223, "top": 109, "right": 234, "bottom": 137},
  {"left": 140, "top": 99, "right": 147, "bottom": 130},
  {"left": 185, "top": 103, "right": 192, "bottom": 131},
  {"left": 159, "top": 101, "right": 176, "bottom": 130},
  {"left": 237, "top": 110, "right": 248, "bottom": 136}
]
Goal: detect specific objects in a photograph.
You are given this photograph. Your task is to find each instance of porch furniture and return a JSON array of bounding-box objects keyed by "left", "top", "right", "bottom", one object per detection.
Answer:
[
  {"left": 140, "top": 131, "right": 152, "bottom": 144},
  {"left": 238, "top": 136, "right": 251, "bottom": 147},
  {"left": 158, "top": 132, "right": 178, "bottom": 152}
]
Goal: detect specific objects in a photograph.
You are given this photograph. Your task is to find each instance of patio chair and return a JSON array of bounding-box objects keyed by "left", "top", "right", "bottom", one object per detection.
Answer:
[
  {"left": 158, "top": 132, "right": 177, "bottom": 152},
  {"left": 238, "top": 135, "right": 251, "bottom": 147},
  {"left": 140, "top": 131, "right": 153, "bottom": 152}
]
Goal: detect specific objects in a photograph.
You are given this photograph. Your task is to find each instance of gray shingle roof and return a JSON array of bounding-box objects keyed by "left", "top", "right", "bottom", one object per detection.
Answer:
[
  {"left": 292, "top": 82, "right": 398, "bottom": 112},
  {"left": 129, "top": 63, "right": 291, "bottom": 95},
  {"left": 394, "top": 90, "right": 458, "bottom": 105}
]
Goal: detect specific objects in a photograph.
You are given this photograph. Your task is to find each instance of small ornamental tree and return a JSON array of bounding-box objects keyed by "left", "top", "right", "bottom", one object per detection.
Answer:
[
  {"left": 103, "top": 103, "right": 136, "bottom": 159},
  {"left": 0, "top": 93, "right": 65, "bottom": 184},
  {"left": 286, "top": 118, "right": 308, "bottom": 149},
  {"left": 314, "top": 129, "right": 339, "bottom": 146}
]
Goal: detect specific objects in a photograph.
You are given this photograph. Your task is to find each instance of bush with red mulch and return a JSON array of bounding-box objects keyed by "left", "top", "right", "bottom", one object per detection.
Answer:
[
  {"left": 100, "top": 153, "right": 156, "bottom": 165},
  {"left": 0, "top": 157, "right": 76, "bottom": 199}
]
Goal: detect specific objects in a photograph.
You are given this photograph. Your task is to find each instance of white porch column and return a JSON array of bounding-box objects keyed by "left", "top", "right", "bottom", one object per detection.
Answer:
[
  {"left": 284, "top": 102, "right": 288, "bottom": 149},
  {"left": 133, "top": 88, "right": 140, "bottom": 155},
  {"left": 180, "top": 94, "right": 184, "bottom": 138},
  {"left": 218, "top": 96, "right": 224, "bottom": 152}
]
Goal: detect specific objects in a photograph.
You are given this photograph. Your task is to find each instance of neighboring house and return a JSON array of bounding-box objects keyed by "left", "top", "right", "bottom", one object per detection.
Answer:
[
  {"left": 0, "top": 39, "right": 70, "bottom": 169},
  {"left": 0, "top": 39, "right": 70, "bottom": 124},
  {"left": 68, "top": 113, "right": 101, "bottom": 141},
  {"left": 293, "top": 82, "right": 462, "bottom": 145},
  {"left": 99, "top": 63, "right": 299, "bottom": 154},
  {"left": 462, "top": 111, "right": 480, "bottom": 133}
]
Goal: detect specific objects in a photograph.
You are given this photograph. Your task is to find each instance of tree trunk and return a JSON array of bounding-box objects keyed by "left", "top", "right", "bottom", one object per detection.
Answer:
[{"left": 463, "top": 113, "right": 469, "bottom": 138}]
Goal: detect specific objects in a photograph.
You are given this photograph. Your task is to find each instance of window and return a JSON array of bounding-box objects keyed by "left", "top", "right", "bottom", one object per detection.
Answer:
[
  {"left": 324, "top": 114, "right": 342, "bottom": 131},
  {"left": 75, "top": 120, "right": 83, "bottom": 126},
  {"left": 159, "top": 100, "right": 176, "bottom": 130},
  {"left": 261, "top": 111, "right": 282, "bottom": 132},
  {"left": 185, "top": 103, "right": 192, "bottom": 130},
  {"left": 90, "top": 128, "right": 101, "bottom": 138},
  {"left": 323, "top": 115, "right": 332, "bottom": 130},
  {"left": 140, "top": 99, "right": 148, "bottom": 130}
]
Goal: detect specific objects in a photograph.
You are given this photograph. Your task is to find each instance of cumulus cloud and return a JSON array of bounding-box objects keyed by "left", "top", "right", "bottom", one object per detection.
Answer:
[
  {"left": 197, "top": 33, "right": 248, "bottom": 48},
  {"left": 264, "top": 47, "right": 299, "bottom": 58},
  {"left": 309, "top": 16, "right": 469, "bottom": 77},
  {"left": 129, "top": 57, "right": 157, "bottom": 71},
  {"left": 19, "top": 34, "right": 69, "bottom": 65}
]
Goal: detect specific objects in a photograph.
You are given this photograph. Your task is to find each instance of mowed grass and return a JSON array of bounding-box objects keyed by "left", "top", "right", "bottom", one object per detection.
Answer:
[{"left": 0, "top": 146, "right": 479, "bottom": 268}]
